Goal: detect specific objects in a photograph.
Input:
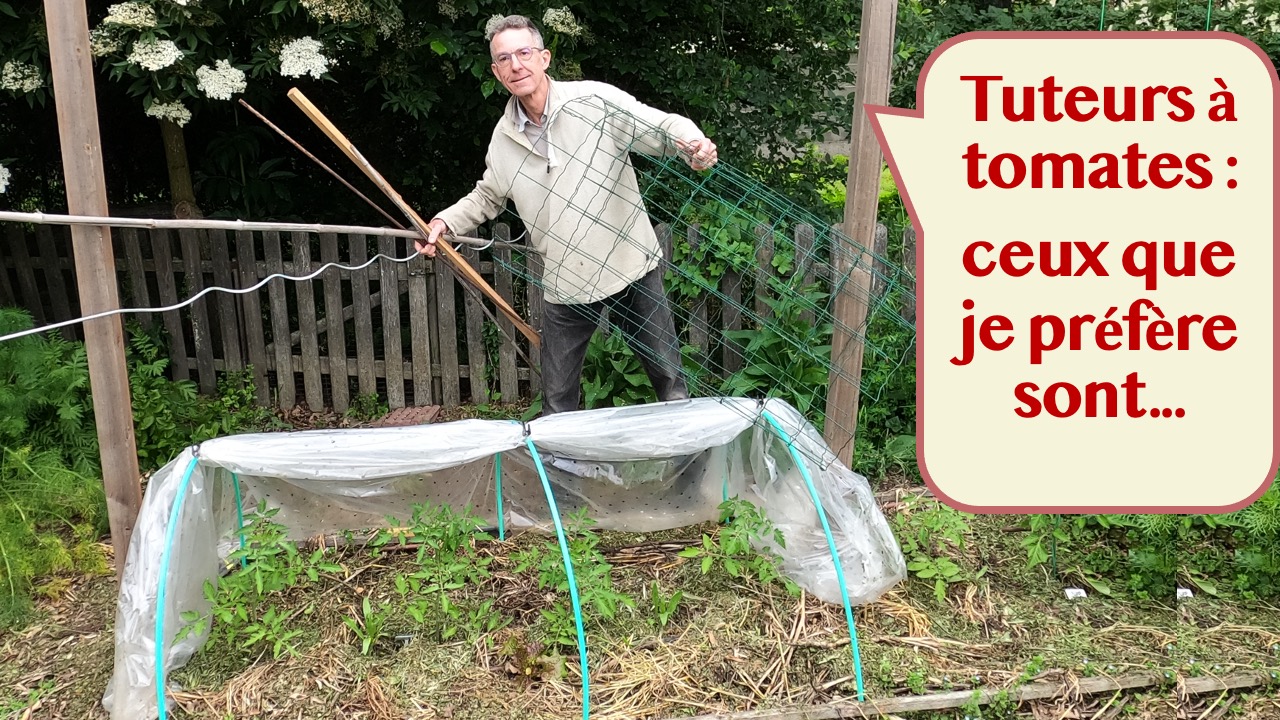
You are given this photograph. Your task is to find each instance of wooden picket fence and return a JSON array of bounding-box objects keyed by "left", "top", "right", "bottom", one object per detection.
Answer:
[{"left": 0, "top": 220, "right": 909, "bottom": 412}]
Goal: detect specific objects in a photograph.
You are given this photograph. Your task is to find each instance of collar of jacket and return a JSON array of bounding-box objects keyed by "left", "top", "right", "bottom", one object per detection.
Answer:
[{"left": 500, "top": 77, "right": 561, "bottom": 171}]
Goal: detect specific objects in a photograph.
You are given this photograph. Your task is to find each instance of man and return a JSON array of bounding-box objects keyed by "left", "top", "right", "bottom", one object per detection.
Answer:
[{"left": 417, "top": 14, "right": 719, "bottom": 416}]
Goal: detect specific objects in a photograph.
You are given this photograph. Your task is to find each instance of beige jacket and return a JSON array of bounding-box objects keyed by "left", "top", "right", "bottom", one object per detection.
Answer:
[{"left": 434, "top": 78, "right": 707, "bottom": 305}]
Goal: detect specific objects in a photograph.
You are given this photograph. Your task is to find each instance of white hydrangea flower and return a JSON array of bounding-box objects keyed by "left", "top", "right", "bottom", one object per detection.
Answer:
[
  {"left": 1158, "top": 12, "right": 1175, "bottom": 29},
  {"left": 0, "top": 163, "right": 10, "bottom": 194},
  {"left": 145, "top": 99, "right": 192, "bottom": 126},
  {"left": 90, "top": 27, "right": 124, "bottom": 57},
  {"left": 0, "top": 61, "right": 43, "bottom": 92},
  {"left": 438, "top": 0, "right": 460, "bottom": 20},
  {"left": 375, "top": 10, "right": 403, "bottom": 37},
  {"left": 484, "top": 14, "right": 507, "bottom": 38},
  {"left": 1267, "top": 12, "right": 1280, "bottom": 32},
  {"left": 542, "top": 7, "right": 584, "bottom": 37},
  {"left": 196, "top": 58, "right": 246, "bottom": 100},
  {"left": 103, "top": 2, "right": 157, "bottom": 28},
  {"left": 128, "top": 38, "right": 184, "bottom": 71},
  {"left": 300, "top": 0, "right": 358, "bottom": 22},
  {"left": 279, "top": 37, "right": 330, "bottom": 79}
]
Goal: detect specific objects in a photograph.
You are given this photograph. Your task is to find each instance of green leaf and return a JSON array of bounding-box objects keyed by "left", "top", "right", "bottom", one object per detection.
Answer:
[
  {"left": 1082, "top": 576, "right": 1112, "bottom": 596},
  {"left": 1188, "top": 577, "right": 1219, "bottom": 597},
  {"left": 431, "top": 40, "right": 448, "bottom": 55}
]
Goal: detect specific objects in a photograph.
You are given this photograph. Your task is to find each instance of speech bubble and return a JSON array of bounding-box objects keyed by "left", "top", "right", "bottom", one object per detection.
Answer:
[{"left": 868, "top": 32, "right": 1278, "bottom": 513}]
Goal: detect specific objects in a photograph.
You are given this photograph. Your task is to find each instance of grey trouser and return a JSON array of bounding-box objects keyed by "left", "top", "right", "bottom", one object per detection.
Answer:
[{"left": 540, "top": 265, "right": 688, "bottom": 415}]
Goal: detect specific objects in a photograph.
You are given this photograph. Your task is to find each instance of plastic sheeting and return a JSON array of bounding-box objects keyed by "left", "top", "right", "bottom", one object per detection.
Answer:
[{"left": 102, "top": 397, "right": 907, "bottom": 720}]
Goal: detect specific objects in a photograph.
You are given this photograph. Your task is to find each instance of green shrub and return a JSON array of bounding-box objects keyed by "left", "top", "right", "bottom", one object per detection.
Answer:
[
  {"left": 0, "top": 308, "right": 107, "bottom": 627},
  {"left": 126, "top": 323, "right": 282, "bottom": 471},
  {"left": 1021, "top": 480, "right": 1280, "bottom": 601}
]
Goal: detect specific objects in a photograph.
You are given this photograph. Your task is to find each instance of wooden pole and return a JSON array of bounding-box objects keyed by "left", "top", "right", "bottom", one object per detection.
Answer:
[
  {"left": 43, "top": 0, "right": 142, "bottom": 576},
  {"left": 823, "top": 0, "right": 898, "bottom": 469},
  {"left": 286, "top": 88, "right": 541, "bottom": 350},
  {"left": 660, "top": 670, "right": 1275, "bottom": 720},
  {"left": 0, "top": 210, "right": 523, "bottom": 248}
]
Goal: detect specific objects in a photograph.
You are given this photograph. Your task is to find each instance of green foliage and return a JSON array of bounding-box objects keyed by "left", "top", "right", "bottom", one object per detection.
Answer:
[
  {"left": 0, "top": 447, "right": 107, "bottom": 628},
  {"left": 88, "top": 0, "right": 406, "bottom": 120},
  {"left": 0, "top": 3, "right": 51, "bottom": 110},
  {"left": 893, "top": 497, "right": 986, "bottom": 603},
  {"left": 0, "top": 309, "right": 107, "bottom": 627},
  {"left": 127, "top": 325, "right": 280, "bottom": 471},
  {"left": 649, "top": 580, "right": 683, "bottom": 631},
  {"left": 180, "top": 502, "right": 341, "bottom": 659},
  {"left": 891, "top": 0, "right": 1280, "bottom": 113},
  {"left": 579, "top": 329, "right": 658, "bottom": 410},
  {"left": 0, "top": 309, "right": 99, "bottom": 474},
  {"left": 346, "top": 392, "right": 389, "bottom": 422},
  {"left": 1021, "top": 481, "right": 1280, "bottom": 600},
  {"left": 679, "top": 497, "right": 800, "bottom": 594},
  {"left": 665, "top": 199, "right": 761, "bottom": 299},
  {"left": 378, "top": 502, "right": 509, "bottom": 646},
  {"left": 344, "top": 596, "right": 392, "bottom": 656},
  {"left": 719, "top": 288, "right": 832, "bottom": 422},
  {"left": 513, "top": 509, "right": 635, "bottom": 647}
]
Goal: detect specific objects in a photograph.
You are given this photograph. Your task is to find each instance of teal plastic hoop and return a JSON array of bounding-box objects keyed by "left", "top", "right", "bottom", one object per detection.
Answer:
[
  {"left": 760, "top": 410, "right": 865, "bottom": 701},
  {"left": 231, "top": 472, "right": 247, "bottom": 568},
  {"left": 524, "top": 438, "right": 591, "bottom": 720},
  {"left": 495, "top": 452, "right": 506, "bottom": 541},
  {"left": 155, "top": 455, "right": 201, "bottom": 720}
]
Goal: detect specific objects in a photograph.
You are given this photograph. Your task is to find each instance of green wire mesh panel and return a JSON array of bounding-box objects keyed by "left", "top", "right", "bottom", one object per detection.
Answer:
[{"left": 464, "top": 92, "right": 915, "bottom": 461}]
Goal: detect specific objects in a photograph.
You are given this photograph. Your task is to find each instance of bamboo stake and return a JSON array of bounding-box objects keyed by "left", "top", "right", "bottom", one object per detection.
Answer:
[
  {"left": 286, "top": 88, "right": 541, "bottom": 349},
  {"left": 237, "top": 99, "right": 405, "bottom": 230},
  {"left": 662, "top": 671, "right": 1273, "bottom": 720},
  {"left": 0, "top": 211, "right": 517, "bottom": 250}
]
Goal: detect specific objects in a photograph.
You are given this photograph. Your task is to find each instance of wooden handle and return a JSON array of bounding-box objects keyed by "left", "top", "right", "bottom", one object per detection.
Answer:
[{"left": 287, "top": 88, "right": 541, "bottom": 350}]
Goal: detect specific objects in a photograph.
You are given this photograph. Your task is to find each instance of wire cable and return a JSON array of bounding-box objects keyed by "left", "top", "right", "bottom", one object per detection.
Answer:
[{"left": 0, "top": 247, "right": 418, "bottom": 344}]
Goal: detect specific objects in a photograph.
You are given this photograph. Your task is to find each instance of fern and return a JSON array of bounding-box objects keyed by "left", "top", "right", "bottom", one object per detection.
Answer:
[
  {"left": 0, "top": 308, "right": 99, "bottom": 474},
  {"left": 0, "top": 445, "right": 107, "bottom": 627},
  {"left": 1236, "top": 483, "right": 1280, "bottom": 537},
  {"left": 0, "top": 308, "right": 109, "bottom": 627}
]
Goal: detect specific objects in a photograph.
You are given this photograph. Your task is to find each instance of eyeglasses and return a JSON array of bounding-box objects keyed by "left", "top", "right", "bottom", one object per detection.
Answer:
[{"left": 493, "top": 46, "right": 543, "bottom": 68}]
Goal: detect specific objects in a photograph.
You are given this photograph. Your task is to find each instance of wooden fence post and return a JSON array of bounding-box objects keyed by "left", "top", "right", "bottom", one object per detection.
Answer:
[
  {"left": 295, "top": 232, "right": 324, "bottom": 410},
  {"left": 435, "top": 251, "right": 461, "bottom": 408},
  {"left": 319, "top": 232, "right": 350, "bottom": 414},
  {"left": 263, "top": 231, "right": 294, "bottom": 410},
  {"left": 824, "top": 0, "right": 898, "bottom": 469},
  {"left": 406, "top": 235, "right": 434, "bottom": 406},
  {"left": 179, "top": 229, "right": 216, "bottom": 395},
  {"left": 235, "top": 231, "right": 270, "bottom": 405},
  {"left": 349, "top": 235, "right": 377, "bottom": 401},
  {"left": 44, "top": 0, "right": 141, "bottom": 575},
  {"left": 527, "top": 250, "right": 545, "bottom": 399},
  {"left": 34, "top": 225, "right": 74, "bottom": 340},
  {"left": 7, "top": 224, "right": 45, "bottom": 324},
  {"left": 686, "top": 224, "right": 710, "bottom": 355},
  {"left": 492, "top": 224, "right": 520, "bottom": 401},
  {"left": 378, "top": 235, "right": 406, "bottom": 409}
]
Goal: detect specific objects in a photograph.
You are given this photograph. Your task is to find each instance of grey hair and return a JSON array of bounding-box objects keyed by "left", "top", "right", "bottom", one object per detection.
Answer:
[{"left": 484, "top": 14, "right": 546, "bottom": 46}]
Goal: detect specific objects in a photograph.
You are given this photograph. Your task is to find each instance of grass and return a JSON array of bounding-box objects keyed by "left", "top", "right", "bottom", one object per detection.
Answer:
[{"left": 2, "top": 503, "right": 1276, "bottom": 719}]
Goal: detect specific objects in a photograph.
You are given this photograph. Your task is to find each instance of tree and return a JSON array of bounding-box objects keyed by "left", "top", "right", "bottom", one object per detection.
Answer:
[{"left": 2, "top": 1, "right": 863, "bottom": 221}]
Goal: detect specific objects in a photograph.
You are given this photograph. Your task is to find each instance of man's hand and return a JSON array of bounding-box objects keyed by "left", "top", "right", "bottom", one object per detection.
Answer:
[
  {"left": 676, "top": 137, "right": 718, "bottom": 171},
  {"left": 416, "top": 217, "right": 448, "bottom": 258}
]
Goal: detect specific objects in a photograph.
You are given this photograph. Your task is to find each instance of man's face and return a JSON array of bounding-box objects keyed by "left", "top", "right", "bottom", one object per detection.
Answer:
[{"left": 490, "top": 28, "right": 550, "bottom": 99}]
